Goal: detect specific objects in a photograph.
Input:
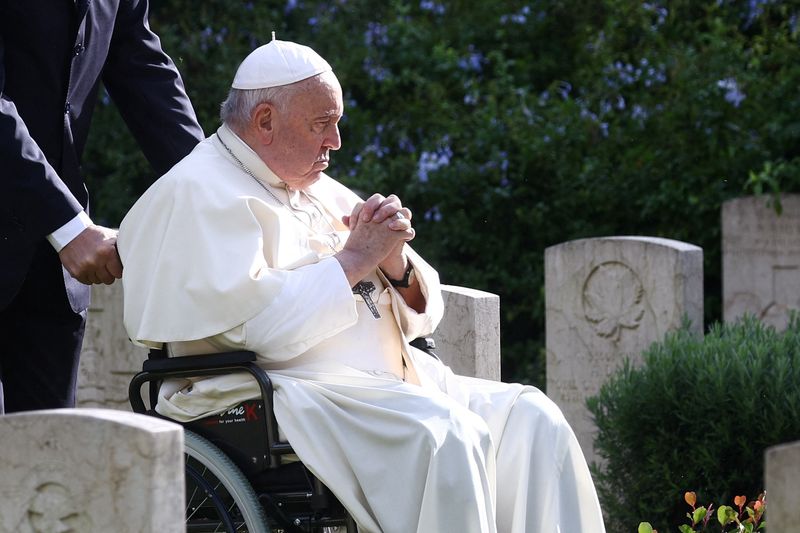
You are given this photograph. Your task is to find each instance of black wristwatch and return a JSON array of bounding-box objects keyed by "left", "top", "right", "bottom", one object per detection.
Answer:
[{"left": 385, "top": 262, "right": 416, "bottom": 288}]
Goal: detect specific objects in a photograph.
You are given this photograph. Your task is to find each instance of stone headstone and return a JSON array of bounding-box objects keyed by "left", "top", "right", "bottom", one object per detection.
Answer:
[
  {"left": 765, "top": 439, "right": 800, "bottom": 531},
  {"left": 437, "top": 285, "right": 501, "bottom": 381},
  {"left": 0, "top": 408, "right": 184, "bottom": 533},
  {"left": 723, "top": 195, "right": 800, "bottom": 330},
  {"left": 77, "top": 282, "right": 147, "bottom": 409},
  {"left": 545, "top": 237, "right": 703, "bottom": 466},
  {"left": 78, "top": 282, "right": 501, "bottom": 396}
]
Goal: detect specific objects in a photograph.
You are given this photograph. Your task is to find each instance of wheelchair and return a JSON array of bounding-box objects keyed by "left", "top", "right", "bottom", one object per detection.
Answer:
[{"left": 128, "top": 339, "right": 437, "bottom": 532}]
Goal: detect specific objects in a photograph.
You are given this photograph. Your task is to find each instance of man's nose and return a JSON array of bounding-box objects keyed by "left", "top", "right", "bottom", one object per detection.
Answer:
[{"left": 325, "top": 124, "right": 341, "bottom": 151}]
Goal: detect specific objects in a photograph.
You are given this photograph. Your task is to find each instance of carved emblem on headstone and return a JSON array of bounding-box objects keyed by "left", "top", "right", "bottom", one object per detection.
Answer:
[
  {"left": 25, "top": 482, "right": 90, "bottom": 532},
  {"left": 759, "top": 265, "right": 800, "bottom": 330},
  {"left": 582, "top": 261, "right": 645, "bottom": 341}
]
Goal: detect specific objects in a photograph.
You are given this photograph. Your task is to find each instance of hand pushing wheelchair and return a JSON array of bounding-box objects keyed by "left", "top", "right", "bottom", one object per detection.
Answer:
[{"left": 128, "top": 339, "right": 437, "bottom": 532}]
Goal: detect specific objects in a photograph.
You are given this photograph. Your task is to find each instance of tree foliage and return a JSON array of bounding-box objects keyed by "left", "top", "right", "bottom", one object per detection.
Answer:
[{"left": 84, "top": 0, "right": 800, "bottom": 385}]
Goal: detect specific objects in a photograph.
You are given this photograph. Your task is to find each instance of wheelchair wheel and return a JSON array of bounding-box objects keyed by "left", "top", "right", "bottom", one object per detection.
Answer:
[{"left": 184, "top": 429, "right": 271, "bottom": 532}]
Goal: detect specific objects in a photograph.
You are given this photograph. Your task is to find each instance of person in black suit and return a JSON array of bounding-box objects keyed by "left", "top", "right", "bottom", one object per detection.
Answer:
[{"left": 0, "top": 0, "right": 205, "bottom": 413}]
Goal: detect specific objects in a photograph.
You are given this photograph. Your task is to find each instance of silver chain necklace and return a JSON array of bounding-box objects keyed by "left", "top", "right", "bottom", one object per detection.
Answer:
[{"left": 217, "top": 134, "right": 341, "bottom": 252}]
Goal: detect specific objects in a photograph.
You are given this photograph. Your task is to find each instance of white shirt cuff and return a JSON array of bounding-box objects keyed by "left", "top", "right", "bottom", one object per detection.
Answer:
[{"left": 47, "top": 211, "right": 93, "bottom": 252}]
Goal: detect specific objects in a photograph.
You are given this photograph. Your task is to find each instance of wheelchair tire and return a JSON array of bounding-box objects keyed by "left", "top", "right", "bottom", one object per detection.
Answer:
[{"left": 184, "top": 429, "right": 271, "bottom": 533}]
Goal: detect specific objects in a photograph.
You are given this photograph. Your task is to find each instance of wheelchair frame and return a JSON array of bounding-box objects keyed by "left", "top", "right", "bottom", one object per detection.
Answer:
[{"left": 129, "top": 349, "right": 358, "bottom": 533}]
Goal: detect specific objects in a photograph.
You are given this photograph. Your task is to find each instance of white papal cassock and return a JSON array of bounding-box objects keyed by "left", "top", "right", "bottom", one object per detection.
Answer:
[{"left": 117, "top": 124, "right": 606, "bottom": 533}]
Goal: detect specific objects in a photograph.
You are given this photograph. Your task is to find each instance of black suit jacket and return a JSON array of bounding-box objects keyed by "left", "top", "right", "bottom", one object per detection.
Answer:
[{"left": 0, "top": 0, "right": 204, "bottom": 309}]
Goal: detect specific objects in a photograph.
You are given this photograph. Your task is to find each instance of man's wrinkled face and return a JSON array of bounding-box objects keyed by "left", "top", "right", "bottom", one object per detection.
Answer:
[{"left": 269, "top": 72, "right": 343, "bottom": 190}]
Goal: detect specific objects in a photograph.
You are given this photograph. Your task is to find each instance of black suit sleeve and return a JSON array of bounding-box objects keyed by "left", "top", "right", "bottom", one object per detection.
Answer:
[
  {"left": 102, "top": 0, "right": 204, "bottom": 177},
  {"left": 0, "top": 31, "right": 84, "bottom": 240}
]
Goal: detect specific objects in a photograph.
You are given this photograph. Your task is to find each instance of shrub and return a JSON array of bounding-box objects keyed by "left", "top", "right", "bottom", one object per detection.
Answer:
[{"left": 587, "top": 315, "right": 800, "bottom": 532}]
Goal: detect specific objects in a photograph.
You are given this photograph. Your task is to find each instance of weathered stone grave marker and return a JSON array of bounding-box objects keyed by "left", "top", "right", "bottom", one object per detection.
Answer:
[
  {"left": 765, "top": 439, "right": 800, "bottom": 532},
  {"left": 545, "top": 236, "right": 703, "bottom": 466},
  {"left": 723, "top": 194, "right": 800, "bottom": 330},
  {"left": 438, "top": 285, "right": 501, "bottom": 381},
  {"left": 77, "top": 282, "right": 146, "bottom": 409},
  {"left": 0, "top": 408, "right": 183, "bottom": 532}
]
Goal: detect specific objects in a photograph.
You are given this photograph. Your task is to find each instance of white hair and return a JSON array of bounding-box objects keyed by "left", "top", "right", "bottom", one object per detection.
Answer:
[{"left": 219, "top": 85, "right": 294, "bottom": 130}]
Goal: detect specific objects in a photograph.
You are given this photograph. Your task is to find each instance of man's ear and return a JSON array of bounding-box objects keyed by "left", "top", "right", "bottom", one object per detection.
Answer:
[{"left": 251, "top": 102, "right": 275, "bottom": 144}]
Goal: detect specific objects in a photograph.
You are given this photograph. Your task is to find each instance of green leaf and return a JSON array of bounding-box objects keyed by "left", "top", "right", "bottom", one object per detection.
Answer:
[
  {"left": 717, "top": 505, "right": 737, "bottom": 526},
  {"left": 638, "top": 523, "right": 654, "bottom": 533},
  {"left": 693, "top": 506, "right": 707, "bottom": 525},
  {"left": 679, "top": 525, "right": 695, "bottom": 533}
]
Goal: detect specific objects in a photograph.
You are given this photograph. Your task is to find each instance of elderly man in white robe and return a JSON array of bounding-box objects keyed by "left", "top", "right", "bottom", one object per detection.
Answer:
[{"left": 118, "top": 38, "right": 606, "bottom": 533}]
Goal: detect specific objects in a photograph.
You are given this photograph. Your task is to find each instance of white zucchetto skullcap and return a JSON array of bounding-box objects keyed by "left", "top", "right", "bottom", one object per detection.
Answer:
[{"left": 231, "top": 38, "right": 332, "bottom": 89}]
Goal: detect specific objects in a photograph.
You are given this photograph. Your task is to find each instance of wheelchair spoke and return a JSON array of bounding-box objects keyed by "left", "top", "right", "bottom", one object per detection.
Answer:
[
  {"left": 186, "top": 462, "right": 206, "bottom": 518},
  {"left": 186, "top": 457, "right": 240, "bottom": 532},
  {"left": 186, "top": 459, "right": 211, "bottom": 520}
]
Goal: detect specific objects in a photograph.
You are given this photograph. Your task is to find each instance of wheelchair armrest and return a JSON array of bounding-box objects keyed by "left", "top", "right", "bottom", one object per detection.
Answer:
[
  {"left": 129, "top": 350, "right": 288, "bottom": 467},
  {"left": 130, "top": 352, "right": 271, "bottom": 416},
  {"left": 142, "top": 350, "right": 256, "bottom": 372}
]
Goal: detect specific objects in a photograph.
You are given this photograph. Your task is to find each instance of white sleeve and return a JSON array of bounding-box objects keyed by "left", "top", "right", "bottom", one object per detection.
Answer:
[
  {"left": 240, "top": 256, "right": 358, "bottom": 361},
  {"left": 390, "top": 248, "right": 444, "bottom": 340},
  {"left": 46, "top": 211, "right": 92, "bottom": 252}
]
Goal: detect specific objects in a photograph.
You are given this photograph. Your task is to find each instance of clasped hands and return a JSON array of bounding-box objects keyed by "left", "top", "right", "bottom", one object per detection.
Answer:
[{"left": 336, "top": 193, "right": 414, "bottom": 288}]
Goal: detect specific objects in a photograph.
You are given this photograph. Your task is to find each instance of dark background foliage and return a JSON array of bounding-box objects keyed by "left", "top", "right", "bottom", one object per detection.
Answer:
[{"left": 84, "top": 0, "right": 800, "bottom": 386}]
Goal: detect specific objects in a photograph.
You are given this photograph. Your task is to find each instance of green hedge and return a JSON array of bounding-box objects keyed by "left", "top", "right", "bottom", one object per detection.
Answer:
[
  {"left": 587, "top": 315, "right": 800, "bottom": 532},
  {"left": 83, "top": 1, "right": 800, "bottom": 385}
]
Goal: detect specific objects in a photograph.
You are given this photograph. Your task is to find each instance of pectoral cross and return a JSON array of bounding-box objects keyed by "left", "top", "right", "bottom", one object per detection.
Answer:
[{"left": 353, "top": 281, "right": 381, "bottom": 319}]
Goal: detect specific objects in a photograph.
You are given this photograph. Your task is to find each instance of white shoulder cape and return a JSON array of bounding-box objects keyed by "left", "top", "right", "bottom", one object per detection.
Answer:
[{"left": 117, "top": 134, "right": 362, "bottom": 344}]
